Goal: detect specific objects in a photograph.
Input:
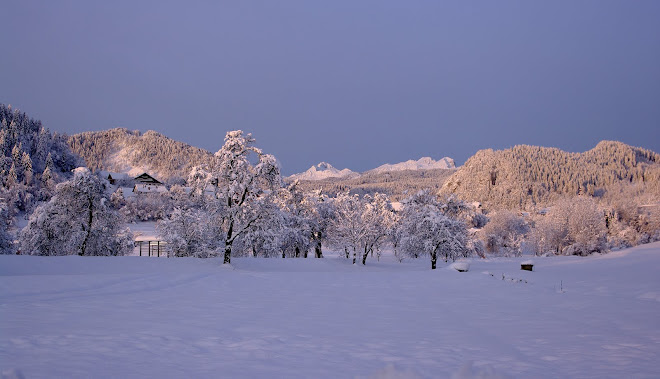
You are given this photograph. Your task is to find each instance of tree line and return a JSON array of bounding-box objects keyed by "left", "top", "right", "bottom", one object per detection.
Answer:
[{"left": 2, "top": 104, "right": 658, "bottom": 262}]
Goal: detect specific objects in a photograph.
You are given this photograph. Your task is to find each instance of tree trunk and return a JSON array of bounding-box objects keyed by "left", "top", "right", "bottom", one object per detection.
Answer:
[
  {"left": 223, "top": 243, "right": 232, "bottom": 264},
  {"left": 295, "top": 246, "right": 300, "bottom": 258},
  {"left": 431, "top": 253, "right": 437, "bottom": 270},
  {"left": 314, "top": 240, "right": 323, "bottom": 258},
  {"left": 224, "top": 220, "right": 234, "bottom": 264},
  {"left": 303, "top": 249, "right": 308, "bottom": 258},
  {"left": 362, "top": 246, "right": 374, "bottom": 266},
  {"left": 352, "top": 248, "right": 356, "bottom": 264},
  {"left": 80, "top": 196, "right": 93, "bottom": 256},
  {"left": 314, "top": 233, "right": 323, "bottom": 258},
  {"left": 345, "top": 247, "right": 349, "bottom": 259}
]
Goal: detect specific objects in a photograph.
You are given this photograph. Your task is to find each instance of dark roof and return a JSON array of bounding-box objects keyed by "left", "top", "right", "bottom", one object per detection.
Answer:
[{"left": 134, "top": 173, "right": 162, "bottom": 185}]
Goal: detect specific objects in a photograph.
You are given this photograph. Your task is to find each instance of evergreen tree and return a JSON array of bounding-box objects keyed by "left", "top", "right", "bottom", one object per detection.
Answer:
[
  {"left": 0, "top": 200, "right": 14, "bottom": 254},
  {"left": 21, "top": 152, "right": 33, "bottom": 185}
]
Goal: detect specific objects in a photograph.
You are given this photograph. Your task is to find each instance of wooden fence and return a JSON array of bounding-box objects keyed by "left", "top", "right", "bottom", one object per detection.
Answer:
[{"left": 135, "top": 240, "right": 167, "bottom": 257}]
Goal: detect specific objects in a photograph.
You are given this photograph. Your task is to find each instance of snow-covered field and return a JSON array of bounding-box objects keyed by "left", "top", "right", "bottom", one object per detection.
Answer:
[{"left": 1, "top": 243, "right": 659, "bottom": 378}]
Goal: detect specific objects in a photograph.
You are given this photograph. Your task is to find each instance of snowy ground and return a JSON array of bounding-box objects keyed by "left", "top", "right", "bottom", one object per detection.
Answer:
[{"left": 1, "top": 243, "right": 659, "bottom": 378}]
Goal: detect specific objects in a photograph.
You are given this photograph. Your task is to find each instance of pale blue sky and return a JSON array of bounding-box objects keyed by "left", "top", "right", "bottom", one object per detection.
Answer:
[{"left": 2, "top": 1, "right": 659, "bottom": 174}]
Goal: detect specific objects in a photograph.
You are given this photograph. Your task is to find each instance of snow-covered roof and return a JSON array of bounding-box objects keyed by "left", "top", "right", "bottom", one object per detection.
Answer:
[{"left": 134, "top": 173, "right": 163, "bottom": 185}]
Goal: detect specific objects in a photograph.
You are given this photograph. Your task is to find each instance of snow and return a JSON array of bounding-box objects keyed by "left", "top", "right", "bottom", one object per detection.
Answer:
[
  {"left": 287, "top": 162, "right": 359, "bottom": 181},
  {"left": 368, "top": 157, "right": 456, "bottom": 174},
  {"left": 287, "top": 157, "right": 456, "bottom": 181},
  {"left": 449, "top": 261, "right": 471, "bottom": 272},
  {"left": 132, "top": 183, "right": 168, "bottom": 194},
  {"left": 1, "top": 243, "right": 660, "bottom": 378}
]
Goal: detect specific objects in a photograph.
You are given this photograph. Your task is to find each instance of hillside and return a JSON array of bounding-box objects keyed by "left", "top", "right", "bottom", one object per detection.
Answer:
[
  {"left": 441, "top": 141, "right": 660, "bottom": 210},
  {"left": 1, "top": 104, "right": 82, "bottom": 217},
  {"left": 1, "top": 104, "right": 81, "bottom": 178},
  {"left": 293, "top": 168, "right": 456, "bottom": 201},
  {"left": 68, "top": 128, "right": 214, "bottom": 182}
]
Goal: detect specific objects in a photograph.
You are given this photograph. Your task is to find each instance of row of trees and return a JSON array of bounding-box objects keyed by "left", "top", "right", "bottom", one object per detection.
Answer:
[
  {"left": 155, "top": 131, "right": 477, "bottom": 268},
  {"left": 478, "top": 194, "right": 660, "bottom": 257},
  {"left": 4, "top": 127, "right": 658, "bottom": 264},
  {"left": 3, "top": 130, "right": 476, "bottom": 268}
]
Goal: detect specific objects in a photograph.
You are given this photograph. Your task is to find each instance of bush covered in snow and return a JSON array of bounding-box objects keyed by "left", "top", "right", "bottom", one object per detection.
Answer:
[{"left": 19, "top": 168, "right": 133, "bottom": 256}]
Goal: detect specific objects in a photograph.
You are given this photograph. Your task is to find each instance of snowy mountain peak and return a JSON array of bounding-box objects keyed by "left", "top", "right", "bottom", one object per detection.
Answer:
[
  {"left": 287, "top": 162, "right": 359, "bottom": 181},
  {"left": 368, "top": 157, "right": 455, "bottom": 174},
  {"left": 315, "top": 162, "right": 332, "bottom": 171}
]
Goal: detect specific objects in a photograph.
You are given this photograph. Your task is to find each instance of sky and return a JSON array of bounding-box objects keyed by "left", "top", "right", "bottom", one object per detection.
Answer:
[{"left": 1, "top": 1, "right": 659, "bottom": 175}]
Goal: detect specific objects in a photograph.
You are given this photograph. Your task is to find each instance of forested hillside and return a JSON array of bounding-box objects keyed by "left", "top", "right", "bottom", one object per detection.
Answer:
[
  {"left": 293, "top": 168, "right": 456, "bottom": 202},
  {"left": 68, "top": 128, "right": 214, "bottom": 182},
  {"left": 441, "top": 141, "right": 660, "bottom": 210},
  {"left": 0, "top": 104, "right": 82, "bottom": 218}
]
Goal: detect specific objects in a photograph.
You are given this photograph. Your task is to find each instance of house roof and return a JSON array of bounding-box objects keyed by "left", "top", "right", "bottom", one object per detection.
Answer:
[{"left": 134, "top": 173, "right": 162, "bottom": 185}]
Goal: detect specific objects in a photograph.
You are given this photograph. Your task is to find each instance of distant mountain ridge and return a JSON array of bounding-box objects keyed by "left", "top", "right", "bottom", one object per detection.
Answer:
[
  {"left": 68, "top": 128, "right": 214, "bottom": 182},
  {"left": 287, "top": 162, "right": 359, "bottom": 181},
  {"left": 287, "top": 156, "right": 456, "bottom": 181},
  {"left": 368, "top": 156, "right": 455, "bottom": 174}
]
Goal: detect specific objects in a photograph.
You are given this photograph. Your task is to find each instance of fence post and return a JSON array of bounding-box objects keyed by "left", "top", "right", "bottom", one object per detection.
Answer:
[
  {"left": 157, "top": 241, "right": 160, "bottom": 257},
  {"left": 139, "top": 241, "right": 142, "bottom": 256}
]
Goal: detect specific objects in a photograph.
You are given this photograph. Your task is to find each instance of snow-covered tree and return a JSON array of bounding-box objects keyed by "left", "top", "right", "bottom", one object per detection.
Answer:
[
  {"left": 19, "top": 167, "right": 133, "bottom": 256},
  {"left": 480, "top": 211, "right": 528, "bottom": 256},
  {"left": 6, "top": 163, "right": 17, "bottom": 187},
  {"left": 121, "top": 194, "right": 172, "bottom": 222},
  {"left": 188, "top": 131, "right": 281, "bottom": 264},
  {"left": 329, "top": 192, "right": 366, "bottom": 262},
  {"left": 239, "top": 199, "right": 285, "bottom": 258},
  {"left": 328, "top": 192, "right": 395, "bottom": 265},
  {"left": 0, "top": 199, "right": 14, "bottom": 254},
  {"left": 276, "top": 182, "right": 313, "bottom": 258},
  {"left": 21, "top": 152, "right": 33, "bottom": 185},
  {"left": 529, "top": 196, "right": 606, "bottom": 255},
  {"left": 303, "top": 189, "right": 334, "bottom": 258},
  {"left": 110, "top": 187, "right": 126, "bottom": 209},
  {"left": 359, "top": 193, "right": 397, "bottom": 264},
  {"left": 157, "top": 207, "right": 215, "bottom": 258},
  {"left": 398, "top": 190, "right": 469, "bottom": 269}
]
